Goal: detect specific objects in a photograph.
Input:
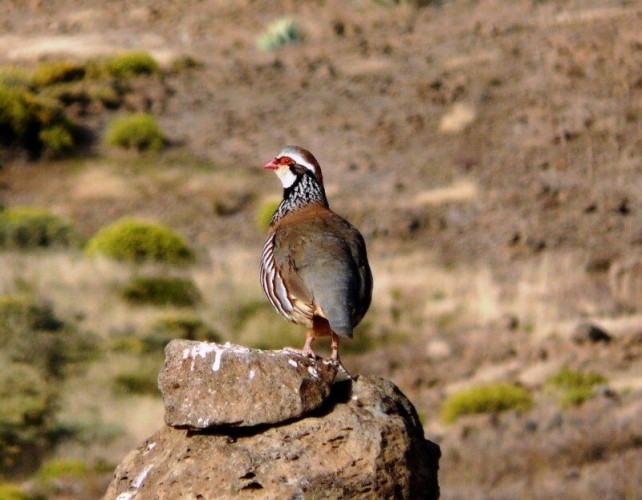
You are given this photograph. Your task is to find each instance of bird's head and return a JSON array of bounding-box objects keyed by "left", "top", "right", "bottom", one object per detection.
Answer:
[{"left": 264, "top": 145, "right": 324, "bottom": 189}]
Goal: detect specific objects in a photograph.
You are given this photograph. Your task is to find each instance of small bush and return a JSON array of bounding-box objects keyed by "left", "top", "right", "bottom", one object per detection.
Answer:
[
  {"left": 85, "top": 217, "right": 193, "bottom": 264},
  {"left": 85, "top": 82, "right": 122, "bottom": 108},
  {"left": 39, "top": 124, "right": 74, "bottom": 155},
  {"left": 107, "top": 51, "right": 160, "bottom": 79},
  {"left": 0, "top": 363, "right": 50, "bottom": 427},
  {"left": 0, "top": 86, "right": 29, "bottom": 143},
  {"left": 105, "top": 112, "right": 165, "bottom": 151},
  {"left": 0, "top": 85, "right": 76, "bottom": 155},
  {"left": 0, "top": 65, "right": 32, "bottom": 89},
  {"left": 255, "top": 198, "right": 281, "bottom": 229},
  {"left": 143, "top": 314, "right": 220, "bottom": 351},
  {"left": 121, "top": 276, "right": 202, "bottom": 307},
  {"left": 108, "top": 336, "right": 146, "bottom": 354},
  {"left": 0, "top": 483, "right": 34, "bottom": 500},
  {"left": 32, "top": 60, "right": 86, "bottom": 87},
  {"left": 257, "top": 18, "right": 301, "bottom": 51},
  {"left": 0, "top": 206, "right": 75, "bottom": 249},
  {"left": 114, "top": 369, "right": 158, "bottom": 396},
  {"left": 169, "top": 55, "right": 204, "bottom": 73},
  {"left": 0, "top": 294, "right": 63, "bottom": 337},
  {"left": 36, "top": 459, "right": 88, "bottom": 480},
  {"left": 441, "top": 383, "right": 533, "bottom": 424},
  {"left": 546, "top": 366, "right": 608, "bottom": 407},
  {"left": 0, "top": 294, "right": 98, "bottom": 378}
]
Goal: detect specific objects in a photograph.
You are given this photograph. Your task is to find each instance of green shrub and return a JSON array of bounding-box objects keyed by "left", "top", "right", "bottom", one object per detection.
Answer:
[
  {"left": 143, "top": 314, "right": 220, "bottom": 351},
  {"left": 441, "top": 383, "right": 533, "bottom": 424},
  {"left": 0, "top": 65, "right": 32, "bottom": 89},
  {"left": 32, "top": 60, "right": 85, "bottom": 87},
  {"left": 108, "top": 336, "right": 146, "bottom": 354},
  {"left": 36, "top": 458, "right": 88, "bottom": 480},
  {"left": 0, "top": 86, "right": 29, "bottom": 143},
  {"left": 121, "top": 276, "right": 201, "bottom": 307},
  {"left": 0, "top": 294, "right": 98, "bottom": 378},
  {"left": 114, "top": 369, "right": 158, "bottom": 395},
  {"left": 255, "top": 198, "right": 281, "bottom": 229},
  {"left": 0, "top": 85, "right": 76, "bottom": 155},
  {"left": 107, "top": 51, "right": 160, "bottom": 79},
  {"left": 85, "top": 217, "right": 193, "bottom": 264},
  {"left": 85, "top": 82, "right": 121, "bottom": 108},
  {"left": 546, "top": 366, "right": 607, "bottom": 407},
  {"left": 39, "top": 124, "right": 74, "bottom": 155},
  {"left": 0, "top": 206, "right": 75, "bottom": 249},
  {"left": 105, "top": 112, "right": 165, "bottom": 151},
  {"left": 257, "top": 18, "right": 301, "bottom": 51},
  {"left": 0, "top": 483, "right": 34, "bottom": 500},
  {"left": 0, "top": 294, "right": 63, "bottom": 338},
  {"left": 0, "top": 363, "right": 50, "bottom": 427}
]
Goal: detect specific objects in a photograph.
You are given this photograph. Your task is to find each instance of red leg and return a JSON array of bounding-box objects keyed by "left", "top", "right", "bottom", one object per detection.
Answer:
[
  {"left": 302, "top": 329, "right": 317, "bottom": 358},
  {"left": 330, "top": 332, "right": 353, "bottom": 379}
]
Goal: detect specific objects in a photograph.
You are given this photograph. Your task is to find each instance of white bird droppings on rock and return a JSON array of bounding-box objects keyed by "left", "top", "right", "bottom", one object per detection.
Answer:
[{"left": 159, "top": 340, "right": 338, "bottom": 428}]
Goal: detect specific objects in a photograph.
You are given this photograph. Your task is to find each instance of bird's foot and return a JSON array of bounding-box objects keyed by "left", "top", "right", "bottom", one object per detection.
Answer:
[
  {"left": 283, "top": 346, "right": 320, "bottom": 360},
  {"left": 329, "top": 350, "right": 353, "bottom": 380}
]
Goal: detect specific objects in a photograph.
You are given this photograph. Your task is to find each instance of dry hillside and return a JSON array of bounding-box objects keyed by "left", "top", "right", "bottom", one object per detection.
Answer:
[{"left": 0, "top": 0, "right": 641, "bottom": 498}]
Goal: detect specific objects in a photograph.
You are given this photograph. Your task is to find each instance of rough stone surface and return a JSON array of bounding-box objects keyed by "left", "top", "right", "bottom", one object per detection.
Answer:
[
  {"left": 105, "top": 376, "right": 440, "bottom": 500},
  {"left": 158, "top": 340, "right": 338, "bottom": 428}
]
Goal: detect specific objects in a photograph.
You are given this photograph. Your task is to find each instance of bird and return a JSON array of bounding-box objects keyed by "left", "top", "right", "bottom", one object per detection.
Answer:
[{"left": 259, "top": 145, "right": 372, "bottom": 376}]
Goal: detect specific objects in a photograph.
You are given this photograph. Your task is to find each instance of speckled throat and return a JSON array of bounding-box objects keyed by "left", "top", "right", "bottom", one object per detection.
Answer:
[{"left": 270, "top": 172, "right": 329, "bottom": 226}]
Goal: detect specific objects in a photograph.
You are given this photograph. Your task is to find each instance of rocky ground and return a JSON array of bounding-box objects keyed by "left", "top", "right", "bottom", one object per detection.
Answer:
[{"left": 1, "top": 0, "right": 642, "bottom": 498}]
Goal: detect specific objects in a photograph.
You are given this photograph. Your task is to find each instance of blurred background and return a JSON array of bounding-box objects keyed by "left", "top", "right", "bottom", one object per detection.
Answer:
[{"left": 0, "top": 0, "right": 641, "bottom": 498}]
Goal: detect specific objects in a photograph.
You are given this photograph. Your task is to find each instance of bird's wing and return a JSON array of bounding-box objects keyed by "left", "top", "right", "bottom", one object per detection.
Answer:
[{"left": 274, "top": 215, "right": 367, "bottom": 338}]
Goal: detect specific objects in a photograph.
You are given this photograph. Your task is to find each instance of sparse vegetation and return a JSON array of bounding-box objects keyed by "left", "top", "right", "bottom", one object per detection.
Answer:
[
  {"left": 0, "top": 294, "right": 98, "bottom": 378},
  {"left": 257, "top": 18, "right": 301, "bottom": 51},
  {"left": 106, "top": 51, "right": 160, "bottom": 79},
  {"left": 113, "top": 368, "right": 159, "bottom": 395},
  {"left": 120, "top": 275, "right": 202, "bottom": 307},
  {"left": 0, "top": 1, "right": 640, "bottom": 497},
  {"left": 0, "top": 361, "right": 52, "bottom": 474},
  {"left": 0, "top": 66, "right": 31, "bottom": 89},
  {"left": 546, "top": 366, "right": 608, "bottom": 407},
  {"left": 32, "top": 60, "right": 86, "bottom": 87},
  {"left": 85, "top": 217, "right": 193, "bottom": 264},
  {"left": 441, "top": 383, "right": 533, "bottom": 424},
  {"left": 0, "top": 85, "right": 76, "bottom": 156},
  {"left": 36, "top": 459, "right": 88, "bottom": 480},
  {"left": 0, "top": 483, "right": 36, "bottom": 500},
  {"left": 105, "top": 113, "right": 165, "bottom": 151},
  {"left": 0, "top": 207, "right": 75, "bottom": 249},
  {"left": 169, "top": 55, "right": 204, "bottom": 73}
]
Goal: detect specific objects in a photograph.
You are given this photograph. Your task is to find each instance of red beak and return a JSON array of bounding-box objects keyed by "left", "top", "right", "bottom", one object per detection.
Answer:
[{"left": 264, "top": 158, "right": 279, "bottom": 170}]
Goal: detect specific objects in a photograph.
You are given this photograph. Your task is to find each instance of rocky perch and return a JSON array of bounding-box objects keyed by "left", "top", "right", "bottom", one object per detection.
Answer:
[{"left": 104, "top": 340, "right": 441, "bottom": 499}]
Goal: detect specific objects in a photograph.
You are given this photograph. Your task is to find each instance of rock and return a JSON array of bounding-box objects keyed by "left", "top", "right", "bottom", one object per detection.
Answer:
[
  {"left": 571, "top": 323, "right": 612, "bottom": 344},
  {"left": 159, "top": 340, "right": 338, "bottom": 429},
  {"left": 105, "top": 376, "right": 440, "bottom": 500}
]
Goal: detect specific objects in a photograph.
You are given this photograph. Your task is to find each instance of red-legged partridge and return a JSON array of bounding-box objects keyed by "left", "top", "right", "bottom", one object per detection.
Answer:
[{"left": 260, "top": 145, "right": 373, "bottom": 375}]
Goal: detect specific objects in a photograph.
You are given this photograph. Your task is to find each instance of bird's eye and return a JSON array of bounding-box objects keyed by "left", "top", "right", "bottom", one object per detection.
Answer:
[{"left": 279, "top": 156, "right": 294, "bottom": 165}]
